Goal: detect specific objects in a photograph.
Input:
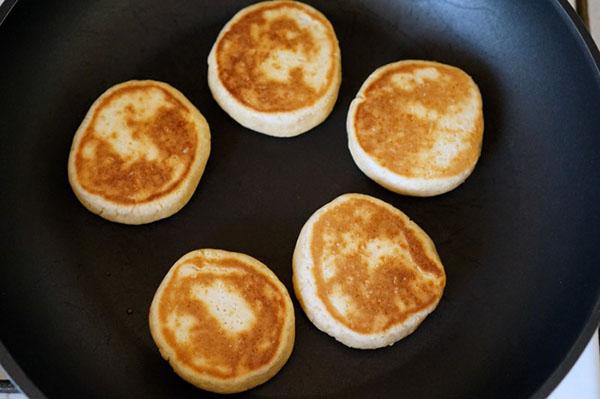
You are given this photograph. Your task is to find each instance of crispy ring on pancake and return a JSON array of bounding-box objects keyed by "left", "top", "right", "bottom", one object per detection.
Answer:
[
  {"left": 348, "top": 60, "right": 483, "bottom": 196},
  {"left": 293, "top": 193, "right": 445, "bottom": 349},
  {"left": 208, "top": 0, "right": 341, "bottom": 137},
  {"left": 68, "top": 80, "right": 210, "bottom": 224},
  {"left": 149, "top": 249, "right": 295, "bottom": 393}
]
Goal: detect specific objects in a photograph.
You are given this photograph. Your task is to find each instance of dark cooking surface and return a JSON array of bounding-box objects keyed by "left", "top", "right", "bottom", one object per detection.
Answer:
[{"left": 0, "top": 1, "right": 599, "bottom": 398}]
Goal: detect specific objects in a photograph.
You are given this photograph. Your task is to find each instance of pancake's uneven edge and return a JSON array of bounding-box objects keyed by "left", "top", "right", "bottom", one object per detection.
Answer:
[
  {"left": 68, "top": 80, "right": 211, "bottom": 224},
  {"left": 149, "top": 249, "right": 295, "bottom": 393},
  {"left": 293, "top": 194, "right": 445, "bottom": 349},
  {"left": 347, "top": 60, "right": 483, "bottom": 196},
  {"left": 207, "top": 1, "right": 341, "bottom": 137}
]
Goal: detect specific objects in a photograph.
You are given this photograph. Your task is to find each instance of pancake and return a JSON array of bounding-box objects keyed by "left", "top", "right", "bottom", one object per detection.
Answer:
[
  {"left": 149, "top": 249, "right": 295, "bottom": 393},
  {"left": 293, "top": 193, "right": 446, "bottom": 349},
  {"left": 347, "top": 60, "right": 484, "bottom": 196},
  {"left": 68, "top": 80, "right": 211, "bottom": 224},
  {"left": 208, "top": 0, "right": 341, "bottom": 137}
]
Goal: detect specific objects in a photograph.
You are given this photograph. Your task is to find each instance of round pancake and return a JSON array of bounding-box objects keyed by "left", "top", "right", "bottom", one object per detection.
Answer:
[
  {"left": 208, "top": 0, "right": 341, "bottom": 137},
  {"left": 347, "top": 60, "right": 484, "bottom": 196},
  {"left": 68, "top": 80, "right": 211, "bottom": 224},
  {"left": 293, "top": 193, "right": 446, "bottom": 349},
  {"left": 149, "top": 249, "right": 295, "bottom": 394}
]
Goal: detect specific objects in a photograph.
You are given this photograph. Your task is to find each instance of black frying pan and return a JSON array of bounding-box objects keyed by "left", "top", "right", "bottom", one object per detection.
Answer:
[{"left": 1, "top": 0, "right": 599, "bottom": 398}]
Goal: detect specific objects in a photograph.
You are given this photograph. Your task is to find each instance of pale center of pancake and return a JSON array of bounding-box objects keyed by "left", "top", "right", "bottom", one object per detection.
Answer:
[
  {"left": 390, "top": 67, "right": 441, "bottom": 91},
  {"left": 158, "top": 256, "right": 286, "bottom": 379},
  {"left": 311, "top": 198, "right": 444, "bottom": 334},
  {"left": 217, "top": 2, "right": 337, "bottom": 112},
  {"left": 257, "top": 8, "right": 332, "bottom": 91},
  {"left": 75, "top": 84, "right": 198, "bottom": 204},
  {"left": 355, "top": 63, "right": 483, "bottom": 178},
  {"left": 92, "top": 90, "right": 165, "bottom": 162},
  {"left": 191, "top": 280, "right": 256, "bottom": 334},
  {"left": 167, "top": 313, "right": 197, "bottom": 344}
]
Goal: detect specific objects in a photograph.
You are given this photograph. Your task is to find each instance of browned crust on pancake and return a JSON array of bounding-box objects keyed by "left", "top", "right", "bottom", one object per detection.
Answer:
[
  {"left": 310, "top": 196, "right": 445, "bottom": 334},
  {"left": 74, "top": 83, "right": 198, "bottom": 204},
  {"left": 354, "top": 61, "right": 483, "bottom": 178},
  {"left": 156, "top": 255, "right": 288, "bottom": 380},
  {"left": 215, "top": 1, "right": 339, "bottom": 112}
]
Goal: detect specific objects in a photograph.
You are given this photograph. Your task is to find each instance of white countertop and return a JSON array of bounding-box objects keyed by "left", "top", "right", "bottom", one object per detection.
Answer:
[{"left": 548, "top": 331, "right": 600, "bottom": 399}]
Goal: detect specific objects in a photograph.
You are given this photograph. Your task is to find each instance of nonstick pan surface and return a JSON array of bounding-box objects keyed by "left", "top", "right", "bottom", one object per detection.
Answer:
[{"left": 0, "top": 1, "right": 599, "bottom": 398}]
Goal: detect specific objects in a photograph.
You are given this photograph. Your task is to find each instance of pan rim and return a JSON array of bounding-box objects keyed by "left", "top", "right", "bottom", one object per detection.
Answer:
[
  {"left": 0, "top": 0, "right": 598, "bottom": 398},
  {"left": 0, "top": 0, "right": 17, "bottom": 26},
  {"left": 530, "top": 2, "right": 600, "bottom": 396}
]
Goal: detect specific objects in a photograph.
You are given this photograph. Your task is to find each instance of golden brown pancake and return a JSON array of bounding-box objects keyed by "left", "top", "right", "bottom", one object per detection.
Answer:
[
  {"left": 68, "top": 80, "right": 211, "bottom": 224},
  {"left": 347, "top": 60, "right": 483, "bottom": 196},
  {"left": 149, "top": 249, "right": 295, "bottom": 393},
  {"left": 208, "top": 0, "right": 341, "bottom": 136},
  {"left": 293, "top": 193, "right": 445, "bottom": 349}
]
